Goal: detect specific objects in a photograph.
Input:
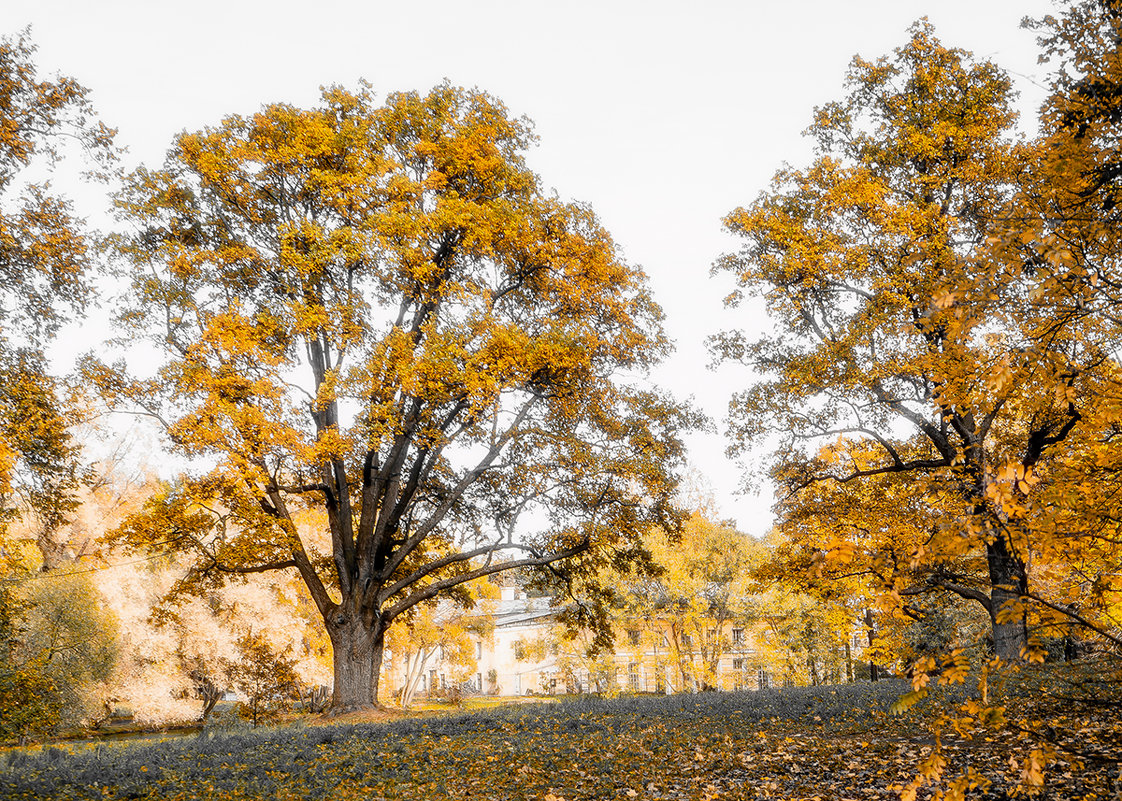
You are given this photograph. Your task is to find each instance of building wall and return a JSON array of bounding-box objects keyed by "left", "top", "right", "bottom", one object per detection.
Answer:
[{"left": 385, "top": 589, "right": 867, "bottom": 699}]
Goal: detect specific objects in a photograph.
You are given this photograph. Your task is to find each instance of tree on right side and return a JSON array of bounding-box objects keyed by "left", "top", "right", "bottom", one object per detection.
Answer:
[
  {"left": 711, "top": 22, "right": 1112, "bottom": 664},
  {"left": 714, "top": 16, "right": 1122, "bottom": 796},
  {"left": 1017, "top": 0, "right": 1122, "bottom": 655}
]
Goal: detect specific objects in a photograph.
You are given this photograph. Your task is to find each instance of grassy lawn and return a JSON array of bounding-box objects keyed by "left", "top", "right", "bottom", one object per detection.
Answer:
[{"left": 1, "top": 679, "right": 1115, "bottom": 800}]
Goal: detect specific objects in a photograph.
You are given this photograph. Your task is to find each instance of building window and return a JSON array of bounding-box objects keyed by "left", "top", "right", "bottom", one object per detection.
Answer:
[
  {"left": 732, "top": 628, "right": 744, "bottom": 645},
  {"left": 757, "top": 669, "right": 770, "bottom": 690},
  {"left": 628, "top": 629, "right": 640, "bottom": 646},
  {"left": 681, "top": 634, "right": 692, "bottom": 649},
  {"left": 628, "top": 662, "right": 640, "bottom": 691},
  {"left": 476, "top": 641, "right": 483, "bottom": 659}
]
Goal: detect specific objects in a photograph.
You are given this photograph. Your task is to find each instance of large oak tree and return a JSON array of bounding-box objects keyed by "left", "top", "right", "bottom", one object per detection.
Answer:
[
  {"left": 719, "top": 13, "right": 1122, "bottom": 796},
  {"left": 711, "top": 24, "right": 1110, "bottom": 661},
  {"left": 96, "top": 83, "right": 690, "bottom": 711}
]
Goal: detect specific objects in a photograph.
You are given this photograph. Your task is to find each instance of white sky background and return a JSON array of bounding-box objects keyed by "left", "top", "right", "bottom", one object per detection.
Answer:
[{"left": 8, "top": 0, "right": 1058, "bottom": 535}]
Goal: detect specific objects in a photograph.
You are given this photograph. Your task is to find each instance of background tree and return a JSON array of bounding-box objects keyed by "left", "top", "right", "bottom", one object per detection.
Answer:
[
  {"left": 748, "top": 553, "right": 863, "bottom": 687},
  {"left": 0, "top": 570, "right": 118, "bottom": 738},
  {"left": 93, "top": 556, "right": 332, "bottom": 727},
  {"left": 632, "top": 514, "right": 758, "bottom": 691},
  {"left": 711, "top": 23, "right": 1108, "bottom": 661},
  {"left": 0, "top": 31, "right": 114, "bottom": 567},
  {"left": 387, "top": 578, "right": 494, "bottom": 707},
  {"left": 548, "top": 626, "right": 620, "bottom": 695},
  {"left": 97, "top": 83, "right": 690, "bottom": 712},
  {"left": 0, "top": 579, "right": 58, "bottom": 742},
  {"left": 548, "top": 512, "right": 762, "bottom": 694},
  {"left": 225, "top": 630, "right": 300, "bottom": 728},
  {"left": 18, "top": 572, "right": 119, "bottom": 724}
]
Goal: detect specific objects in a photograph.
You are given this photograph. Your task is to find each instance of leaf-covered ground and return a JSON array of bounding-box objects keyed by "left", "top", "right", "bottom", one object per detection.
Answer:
[{"left": 1, "top": 680, "right": 1117, "bottom": 800}]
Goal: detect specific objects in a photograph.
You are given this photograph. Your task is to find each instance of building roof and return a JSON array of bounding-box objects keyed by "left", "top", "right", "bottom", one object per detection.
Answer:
[
  {"left": 485, "top": 595, "right": 555, "bottom": 629},
  {"left": 429, "top": 594, "right": 555, "bottom": 630}
]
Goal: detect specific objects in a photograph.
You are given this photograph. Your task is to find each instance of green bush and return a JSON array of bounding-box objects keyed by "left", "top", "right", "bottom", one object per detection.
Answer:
[{"left": 0, "top": 572, "right": 119, "bottom": 740}]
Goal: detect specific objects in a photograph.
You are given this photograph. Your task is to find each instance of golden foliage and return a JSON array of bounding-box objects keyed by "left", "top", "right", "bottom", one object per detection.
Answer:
[
  {"left": 715, "top": 12, "right": 1122, "bottom": 794},
  {"left": 0, "top": 32, "right": 115, "bottom": 553},
  {"left": 97, "top": 82, "right": 692, "bottom": 710}
]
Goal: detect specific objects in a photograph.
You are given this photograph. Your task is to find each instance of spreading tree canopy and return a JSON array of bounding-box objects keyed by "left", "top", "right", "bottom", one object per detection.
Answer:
[
  {"left": 1013, "top": 0, "right": 1122, "bottom": 656},
  {"left": 0, "top": 31, "right": 114, "bottom": 561},
  {"left": 714, "top": 11, "right": 1122, "bottom": 795},
  {"left": 96, "top": 83, "right": 691, "bottom": 711},
  {"left": 711, "top": 22, "right": 1117, "bottom": 662}
]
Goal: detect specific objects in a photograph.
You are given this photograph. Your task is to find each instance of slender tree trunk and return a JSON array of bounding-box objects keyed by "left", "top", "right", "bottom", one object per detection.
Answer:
[
  {"left": 200, "top": 685, "right": 220, "bottom": 721},
  {"left": 987, "top": 537, "right": 1028, "bottom": 662},
  {"left": 864, "top": 609, "right": 878, "bottom": 681},
  {"left": 327, "top": 612, "right": 385, "bottom": 711},
  {"left": 1063, "top": 633, "right": 1077, "bottom": 662},
  {"left": 403, "top": 664, "right": 422, "bottom": 708},
  {"left": 36, "top": 526, "right": 67, "bottom": 571},
  {"left": 401, "top": 647, "right": 433, "bottom": 708},
  {"left": 402, "top": 653, "right": 420, "bottom": 708}
]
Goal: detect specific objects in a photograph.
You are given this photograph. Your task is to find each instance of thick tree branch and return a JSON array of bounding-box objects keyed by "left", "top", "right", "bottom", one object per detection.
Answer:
[
  {"left": 377, "top": 395, "right": 539, "bottom": 584},
  {"left": 383, "top": 537, "right": 590, "bottom": 622},
  {"left": 870, "top": 379, "right": 954, "bottom": 458},
  {"left": 1022, "top": 590, "right": 1122, "bottom": 650}
]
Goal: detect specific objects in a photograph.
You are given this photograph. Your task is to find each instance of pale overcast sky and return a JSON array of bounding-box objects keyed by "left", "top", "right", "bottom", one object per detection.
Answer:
[{"left": 9, "top": 0, "right": 1058, "bottom": 534}]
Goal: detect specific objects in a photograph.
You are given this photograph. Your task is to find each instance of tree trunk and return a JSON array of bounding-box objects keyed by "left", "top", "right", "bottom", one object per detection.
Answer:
[
  {"left": 864, "top": 609, "right": 878, "bottom": 681},
  {"left": 200, "top": 687, "right": 220, "bottom": 721},
  {"left": 327, "top": 612, "right": 385, "bottom": 712},
  {"left": 36, "top": 527, "right": 67, "bottom": 571},
  {"left": 401, "top": 647, "right": 434, "bottom": 708},
  {"left": 986, "top": 537, "right": 1028, "bottom": 662},
  {"left": 400, "top": 652, "right": 417, "bottom": 708}
]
